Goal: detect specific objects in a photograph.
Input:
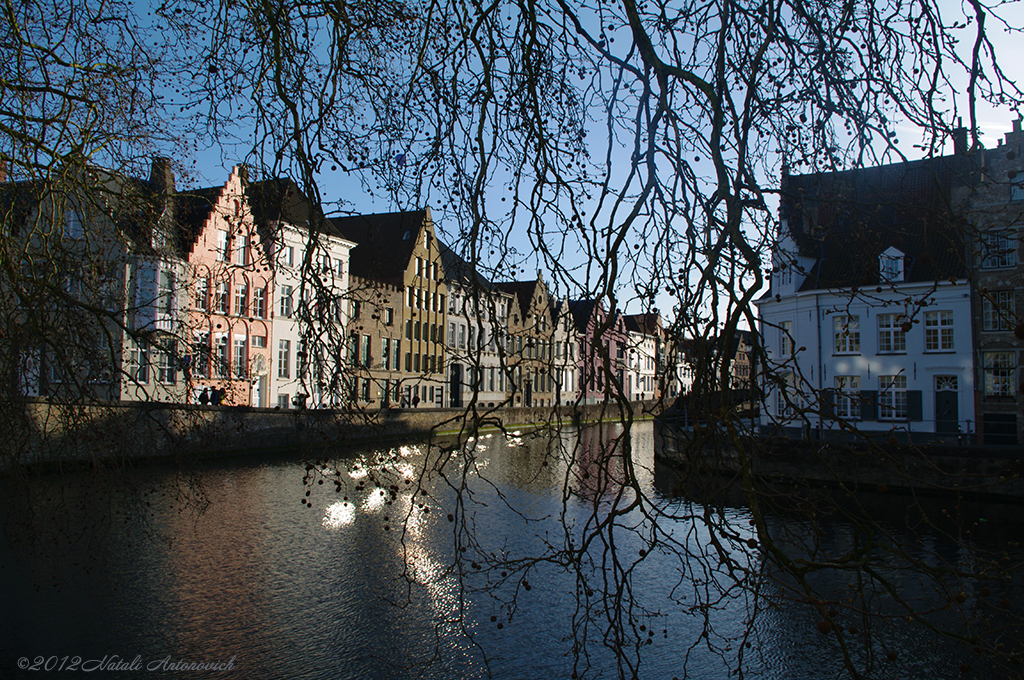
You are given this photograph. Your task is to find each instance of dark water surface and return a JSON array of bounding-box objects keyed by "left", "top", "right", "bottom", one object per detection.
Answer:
[{"left": 2, "top": 422, "right": 1021, "bottom": 679}]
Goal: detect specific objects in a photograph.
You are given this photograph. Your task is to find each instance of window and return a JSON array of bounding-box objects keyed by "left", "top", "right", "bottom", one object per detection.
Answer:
[
  {"left": 405, "top": 352, "right": 412, "bottom": 372},
  {"left": 414, "top": 322, "right": 421, "bottom": 341},
  {"left": 778, "top": 321, "right": 793, "bottom": 357},
  {"left": 215, "top": 282, "right": 229, "bottom": 314},
  {"left": 982, "top": 231, "right": 1016, "bottom": 268},
  {"left": 834, "top": 376, "right": 860, "bottom": 420},
  {"left": 381, "top": 337, "right": 391, "bottom": 369},
  {"left": 361, "top": 335, "right": 371, "bottom": 367},
  {"left": 877, "top": 314, "right": 906, "bottom": 353},
  {"left": 282, "top": 245, "right": 295, "bottom": 268},
  {"left": 217, "top": 231, "right": 228, "bottom": 261},
  {"left": 233, "top": 337, "right": 247, "bottom": 378},
  {"left": 833, "top": 315, "right": 860, "bottom": 354},
  {"left": 279, "top": 285, "right": 293, "bottom": 318},
  {"left": 278, "top": 340, "right": 291, "bottom": 379},
  {"left": 64, "top": 209, "right": 83, "bottom": 239},
  {"left": 234, "top": 284, "right": 248, "bottom": 316},
  {"left": 405, "top": 320, "right": 412, "bottom": 340},
  {"left": 348, "top": 334, "right": 359, "bottom": 364},
  {"left": 157, "top": 344, "right": 177, "bottom": 384},
  {"left": 414, "top": 353, "right": 420, "bottom": 372},
  {"left": 983, "top": 351, "right": 1016, "bottom": 397},
  {"left": 252, "top": 287, "right": 266, "bottom": 318},
  {"left": 384, "top": 307, "right": 394, "bottom": 326},
  {"left": 983, "top": 291, "right": 1015, "bottom": 331},
  {"left": 214, "top": 336, "right": 228, "bottom": 377},
  {"left": 878, "top": 375, "right": 907, "bottom": 420},
  {"left": 416, "top": 257, "right": 423, "bottom": 277},
  {"left": 128, "top": 341, "right": 150, "bottom": 383},
  {"left": 468, "top": 325, "right": 475, "bottom": 350},
  {"left": 879, "top": 247, "right": 904, "bottom": 282},
  {"left": 158, "top": 271, "right": 175, "bottom": 316},
  {"left": 195, "top": 276, "right": 208, "bottom": 310},
  {"left": 924, "top": 311, "right": 954, "bottom": 351},
  {"left": 235, "top": 234, "right": 248, "bottom": 265},
  {"left": 393, "top": 340, "right": 401, "bottom": 371},
  {"left": 252, "top": 335, "right": 267, "bottom": 348},
  {"left": 361, "top": 378, "right": 370, "bottom": 402}
]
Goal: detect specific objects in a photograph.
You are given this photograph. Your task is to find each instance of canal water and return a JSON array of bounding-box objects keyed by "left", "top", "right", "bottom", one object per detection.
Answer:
[{"left": 1, "top": 422, "right": 1021, "bottom": 679}]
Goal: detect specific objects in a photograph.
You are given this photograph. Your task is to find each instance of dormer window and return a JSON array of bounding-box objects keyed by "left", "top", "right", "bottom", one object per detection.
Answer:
[{"left": 879, "top": 247, "right": 904, "bottom": 283}]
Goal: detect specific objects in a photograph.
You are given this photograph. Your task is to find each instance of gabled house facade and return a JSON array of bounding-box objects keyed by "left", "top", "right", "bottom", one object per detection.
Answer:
[
  {"left": 494, "top": 276, "right": 557, "bottom": 407},
  {"left": 623, "top": 313, "right": 662, "bottom": 402},
  {"left": 331, "top": 208, "right": 448, "bottom": 408},
  {"left": 756, "top": 150, "right": 976, "bottom": 442},
  {"left": 440, "top": 242, "right": 513, "bottom": 409},
  {"left": 568, "top": 298, "right": 629, "bottom": 405},
  {"left": 953, "top": 120, "right": 1024, "bottom": 445},
  {"left": 248, "top": 179, "right": 356, "bottom": 409},
  {"left": 179, "top": 165, "right": 275, "bottom": 406}
]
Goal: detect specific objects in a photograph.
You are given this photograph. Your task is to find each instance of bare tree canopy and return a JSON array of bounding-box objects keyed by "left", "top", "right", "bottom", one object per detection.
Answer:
[{"left": 2, "top": 0, "right": 1023, "bottom": 677}]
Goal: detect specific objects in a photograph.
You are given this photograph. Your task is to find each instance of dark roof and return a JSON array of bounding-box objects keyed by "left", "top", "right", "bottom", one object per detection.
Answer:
[
  {"left": 329, "top": 210, "right": 426, "bottom": 283},
  {"left": 438, "top": 240, "right": 492, "bottom": 290},
  {"left": 493, "top": 279, "right": 539, "bottom": 320},
  {"left": 567, "top": 299, "right": 599, "bottom": 332},
  {"left": 780, "top": 154, "right": 974, "bottom": 291},
  {"left": 623, "top": 312, "right": 661, "bottom": 336},
  {"left": 247, "top": 178, "right": 345, "bottom": 240},
  {"left": 175, "top": 186, "right": 222, "bottom": 255}
]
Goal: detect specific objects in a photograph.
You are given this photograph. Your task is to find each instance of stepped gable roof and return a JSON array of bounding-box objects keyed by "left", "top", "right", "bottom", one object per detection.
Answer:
[
  {"left": 329, "top": 210, "right": 426, "bottom": 283},
  {"left": 780, "top": 154, "right": 972, "bottom": 291},
  {"left": 247, "top": 178, "right": 345, "bottom": 241},
  {"left": 493, "top": 279, "right": 539, "bottom": 320}
]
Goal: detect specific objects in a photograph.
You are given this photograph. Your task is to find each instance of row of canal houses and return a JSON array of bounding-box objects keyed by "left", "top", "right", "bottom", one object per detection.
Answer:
[{"left": 2, "top": 159, "right": 687, "bottom": 409}]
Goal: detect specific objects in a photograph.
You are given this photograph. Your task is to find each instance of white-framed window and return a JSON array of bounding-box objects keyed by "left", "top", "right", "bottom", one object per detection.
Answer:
[
  {"left": 384, "top": 307, "right": 394, "bottom": 326},
  {"left": 281, "top": 245, "right": 295, "bottom": 268},
  {"left": 235, "top": 234, "right": 248, "bottom": 265},
  {"left": 128, "top": 340, "right": 150, "bottom": 383},
  {"left": 278, "top": 340, "right": 291, "bottom": 379},
  {"left": 982, "top": 291, "right": 1015, "bottom": 331},
  {"left": 833, "top": 315, "right": 860, "bottom": 354},
  {"left": 157, "top": 344, "right": 177, "bottom": 384},
  {"left": 779, "top": 320, "right": 793, "bottom": 357},
  {"left": 361, "top": 334, "right": 371, "bottom": 367},
  {"left": 381, "top": 337, "right": 391, "bottom": 369},
  {"left": 879, "top": 247, "right": 904, "bottom": 282},
  {"left": 776, "top": 372, "right": 795, "bottom": 417},
  {"left": 877, "top": 314, "right": 906, "bottom": 353},
  {"left": 234, "top": 283, "right": 247, "bottom": 316},
  {"left": 217, "top": 231, "right": 229, "bottom": 261},
  {"left": 924, "top": 311, "right": 954, "bottom": 351},
  {"left": 158, "top": 270, "right": 175, "bottom": 316},
  {"left": 214, "top": 335, "right": 228, "bottom": 377},
  {"left": 279, "top": 285, "right": 293, "bottom": 318},
  {"left": 215, "top": 281, "right": 229, "bottom": 314},
  {"left": 982, "top": 231, "right": 1016, "bottom": 269},
  {"left": 193, "top": 333, "right": 210, "bottom": 379},
  {"left": 252, "top": 287, "right": 266, "bottom": 318},
  {"left": 983, "top": 351, "right": 1015, "bottom": 397},
  {"left": 834, "top": 376, "right": 861, "bottom": 420},
  {"left": 251, "top": 335, "right": 267, "bottom": 348},
  {"left": 194, "top": 276, "right": 209, "bottom": 310},
  {"left": 64, "top": 209, "right": 83, "bottom": 239},
  {"left": 878, "top": 375, "right": 907, "bottom": 420},
  {"left": 233, "top": 336, "right": 247, "bottom": 378},
  {"left": 393, "top": 340, "right": 401, "bottom": 371}
]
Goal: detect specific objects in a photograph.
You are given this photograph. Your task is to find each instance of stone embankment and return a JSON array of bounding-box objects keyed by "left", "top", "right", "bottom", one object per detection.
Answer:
[
  {"left": 654, "top": 421, "right": 1024, "bottom": 502},
  {"left": 5, "top": 398, "right": 661, "bottom": 468}
]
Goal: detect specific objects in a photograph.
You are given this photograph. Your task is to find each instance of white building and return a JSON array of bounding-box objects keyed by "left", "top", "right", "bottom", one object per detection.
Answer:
[
  {"left": 440, "top": 242, "right": 513, "bottom": 408},
  {"left": 248, "top": 179, "right": 355, "bottom": 409},
  {"left": 756, "top": 157, "right": 976, "bottom": 443}
]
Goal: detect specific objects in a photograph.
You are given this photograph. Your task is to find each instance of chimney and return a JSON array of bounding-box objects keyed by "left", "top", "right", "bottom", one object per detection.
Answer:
[
  {"left": 952, "top": 118, "right": 968, "bottom": 156},
  {"left": 149, "top": 157, "right": 175, "bottom": 194}
]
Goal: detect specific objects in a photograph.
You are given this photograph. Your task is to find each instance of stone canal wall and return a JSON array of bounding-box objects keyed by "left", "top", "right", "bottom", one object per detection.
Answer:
[
  {"left": 654, "top": 422, "right": 1024, "bottom": 502},
  {"left": 7, "top": 398, "right": 662, "bottom": 466}
]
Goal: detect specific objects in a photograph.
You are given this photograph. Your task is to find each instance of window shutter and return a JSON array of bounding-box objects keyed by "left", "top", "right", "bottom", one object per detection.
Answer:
[
  {"left": 859, "top": 390, "right": 878, "bottom": 421},
  {"left": 907, "top": 390, "right": 923, "bottom": 422},
  {"left": 820, "top": 389, "right": 835, "bottom": 419}
]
